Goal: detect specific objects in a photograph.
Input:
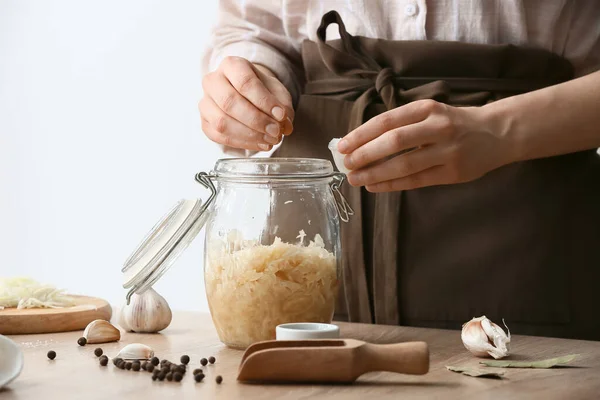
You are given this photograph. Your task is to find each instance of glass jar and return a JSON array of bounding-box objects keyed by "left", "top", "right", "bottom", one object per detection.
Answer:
[
  {"left": 200, "top": 158, "right": 350, "bottom": 349},
  {"left": 120, "top": 158, "right": 352, "bottom": 350}
]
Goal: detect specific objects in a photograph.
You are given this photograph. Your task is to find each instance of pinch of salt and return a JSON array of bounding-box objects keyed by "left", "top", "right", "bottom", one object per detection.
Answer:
[{"left": 328, "top": 138, "right": 351, "bottom": 175}]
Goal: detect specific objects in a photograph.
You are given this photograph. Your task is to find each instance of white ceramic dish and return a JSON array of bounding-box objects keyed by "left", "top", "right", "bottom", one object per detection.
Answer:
[
  {"left": 276, "top": 323, "right": 340, "bottom": 340},
  {"left": 0, "top": 335, "right": 24, "bottom": 389}
]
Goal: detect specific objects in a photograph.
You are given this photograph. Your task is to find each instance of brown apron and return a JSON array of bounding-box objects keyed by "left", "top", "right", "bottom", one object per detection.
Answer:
[{"left": 274, "top": 11, "right": 600, "bottom": 340}]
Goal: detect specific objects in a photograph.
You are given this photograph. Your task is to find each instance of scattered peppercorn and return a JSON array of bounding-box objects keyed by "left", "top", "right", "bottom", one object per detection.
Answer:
[
  {"left": 132, "top": 362, "right": 141, "bottom": 372},
  {"left": 47, "top": 350, "right": 56, "bottom": 360},
  {"left": 113, "top": 357, "right": 123, "bottom": 366},
  {"left": 176, "top": 366, "right": 186, "bottom": 375},
  {"left": 173, "top": 372, "right": 183, "bottom": 382},
  {"left": 152, "top": 369, "right": 160, "bottom": 378},
  {"left": 141, "top": 362, "right": 147, "bottom": 371},
  {"left": 180, "top": 355, "right": 190, "bottom": 365},
  {"left": 194, "top": 373, "right": 205, "bottom": 383},
  {"left": 215, "top": 375, "right": 223, "bottom": 384},
  {"left": 125, "top": 362, "right": 132, "bottom": 370},
  {"left": 208, "top": 356, "right": 216, "bottom": 364},
  {"left": 200, "top": 358, "right": 208, "bottom": 366},
  {"left": 94, "top": 348, "right": 103, "bottom": 357},
  {"left": 118, "top": 361, "right": 126, "bottom": 370},
  {"left": 77, "top": 337, "right": 87, "bottom": 346},
  {"left": 147, "top": 364, "right": 155, "bottom": 373},
  {"left": 152, "top": 375, "right": 157, "bottom": 381},
  {"left": 99, "top": 356, "right": 109, "bottom": 366},
  {"left": 166, "top": 373, "right": 173, "bottom": 381},
  {"left": 151, "top": 357, "right": 159, "bottom": 366},
  {"left": 193, "top": 369, "right": 203, "bottom": 376},
  {"left": 170, "top": 364, "right": 178, "bottom": 373},
  {"left": 158, "top": 372, "right": 167, "bottom": 381}
]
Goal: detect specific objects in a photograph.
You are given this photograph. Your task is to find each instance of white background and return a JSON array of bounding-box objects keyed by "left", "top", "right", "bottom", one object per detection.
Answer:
[{"left": 0, "top": 0, "right": 223, "bottom": 312}]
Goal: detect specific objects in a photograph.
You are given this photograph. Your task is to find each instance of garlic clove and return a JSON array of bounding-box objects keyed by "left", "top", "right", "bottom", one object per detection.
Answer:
[
  {"left": 115, "top": 343, "right": 154, "bottom": 360},
  {"left": 120, "top": 288, "right": 172, "bottom": 333},
  {"left": 461, "top": 316, "right": 511, "bottom": 359},
  {"left": 83, "top": 320, "right": 121, "bottom": 344}
]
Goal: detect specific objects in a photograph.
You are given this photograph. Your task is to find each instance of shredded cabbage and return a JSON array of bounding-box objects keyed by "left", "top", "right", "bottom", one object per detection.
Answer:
[
  {"left": 0, "top": 277, "right": 75, "bottom": 310},
  {"left": 206, "top": 231, "right": 338, "bottom": 349}
]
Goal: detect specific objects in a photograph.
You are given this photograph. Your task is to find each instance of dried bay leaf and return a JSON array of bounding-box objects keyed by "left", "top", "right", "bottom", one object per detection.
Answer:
[
  {"left": 446, "top": 365, "right": 504, "bottom": 378},
  {"left": 480, "top": 354, "right": 579, "bottom": 369}
]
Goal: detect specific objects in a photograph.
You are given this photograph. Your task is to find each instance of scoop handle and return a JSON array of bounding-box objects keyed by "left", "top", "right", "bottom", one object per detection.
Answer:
[{"left": 361, "top": 341, "right": 429, "bottom": 375}]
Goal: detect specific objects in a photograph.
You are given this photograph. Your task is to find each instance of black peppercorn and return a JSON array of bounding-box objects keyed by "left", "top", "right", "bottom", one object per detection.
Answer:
[
  {"left": 118, "top": 361, "right": 126, "bottom": 370},
  {"left": 193, "top": 369, "right": 203, "bottom": 376},
  {"left": 176, "top": 366, "right": 186, "bottom": 375},
  {"left": 152, "top": 369, "right": 160, "bottom": 377},
  {"left": 194, "top": 373, "right": 205, "bottom": 382},
  {"left": 152, "top": 375, "right": 158, "bottom": 381},
  {"left": 158, "top": 372, "right": 167, "bottom": 381},
  {"left": 200, "top": 358, "right": 208, "bottom": 366},
  {"left": 113, "top": 357, "right": 123, "bottom": 366},
  {"left": 77, "top": 337, "right": 87, "bottom": 346},
  {"left": 47, "top": 350, "right": 56, "bottom": 360},
  {"left": 125, "top": 362, "right": 132, "bottom": 370},
  {"left": 99, "top": 356, "right": 109, "bottom": 366},
  {"left": 166, "top": 373, "right": 173, "bottom": 381},
  {"left": 170, "top": 364, "right": 178, "bottom": 373},
  {"left": 147, "top": 364, "right": 155, "bottom": 373},
  {"left": 132, "top": 362, "right": 141, "bottom": 372},
  {"left": 151, "top": 357, "right": 159, "bottom": 366},
  {"left": 94, "top": 348, "right": 103, "bottom": 357},
  {"left": 180, "top": 355, "right": 190, "bottom": 365},
  {"left": 215, "top": 375, "right": 223, "bottom": 384},
  {"left": 208, "top": 356, "right": 216, "bottom": 364},
  {"left": 173, "top": 372, "right": 183, "bottom": 382},
  {"left": 141, "top": 362, "right": 147, "bottom": 371}
]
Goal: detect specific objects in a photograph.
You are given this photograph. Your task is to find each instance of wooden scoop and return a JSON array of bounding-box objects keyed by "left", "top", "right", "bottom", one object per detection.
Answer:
[{"left": 237, "top": 339, "right": 429, "bottom": 383}]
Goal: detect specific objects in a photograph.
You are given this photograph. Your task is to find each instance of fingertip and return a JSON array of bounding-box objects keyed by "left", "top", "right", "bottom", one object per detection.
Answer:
[{"left": 337, "top": 139, "right": 350, "bottom": 154}]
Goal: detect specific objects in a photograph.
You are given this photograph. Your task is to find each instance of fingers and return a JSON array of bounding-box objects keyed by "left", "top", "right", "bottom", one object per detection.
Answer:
[
  {"left": 338, "top": 100, "right": 445, "bottom": 154},
  {"left": 364, "top": 165, "right": 451, "bottom": 192},
  {"left": 199, "top": 96, "right": 274, "bottom": 152},
  {"left": 343, "top": 120, "right": 440, "bottom": 170},
  {"left": 220, "top": 57, "right": 288, "bottom": 122},
  {"left": 347, "top": 145, "right": 444, "bottom": 186},
  {"left": 203, "top": 72, "right": 283, "bottom": 140},
  {"left": 255, "top": 65, "right": 295, "bottom": 135}
]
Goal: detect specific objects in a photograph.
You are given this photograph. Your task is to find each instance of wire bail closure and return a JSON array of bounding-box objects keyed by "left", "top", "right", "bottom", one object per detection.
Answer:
[{"left": 330, "top": 172, "right": 354, "bottom": 222}]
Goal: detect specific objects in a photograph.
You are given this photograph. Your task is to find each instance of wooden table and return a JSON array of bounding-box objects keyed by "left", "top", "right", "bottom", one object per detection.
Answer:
[{"left": 2, "top": 312, "right": 599, "bottom": 399}]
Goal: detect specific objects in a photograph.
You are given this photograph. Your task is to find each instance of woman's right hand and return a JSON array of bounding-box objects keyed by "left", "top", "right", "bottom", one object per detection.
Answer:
[{"left": 200, "top": 56, "right": 294, "bottom": 152}]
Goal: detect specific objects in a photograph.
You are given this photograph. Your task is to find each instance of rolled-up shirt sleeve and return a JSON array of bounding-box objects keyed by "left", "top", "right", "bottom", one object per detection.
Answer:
[{"left": 203, "top": 0, "right": 304, "bottom": 105}]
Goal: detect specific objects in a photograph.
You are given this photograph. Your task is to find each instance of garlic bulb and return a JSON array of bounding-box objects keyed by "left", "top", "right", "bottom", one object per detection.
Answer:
[
  {"left": 461, "top": 316, "right": 511, "bottom": 359},
  {"left": 118, "top": 288, "right": 172, "bottom": 333}
]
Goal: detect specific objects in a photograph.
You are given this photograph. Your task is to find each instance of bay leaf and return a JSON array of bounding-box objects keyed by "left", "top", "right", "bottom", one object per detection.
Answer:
[
  {"left": 446, "top": 365, "right": 504, "bottom": 378},
  {"left": 480, "top": 354, "right": 579, "bottom": 369}
]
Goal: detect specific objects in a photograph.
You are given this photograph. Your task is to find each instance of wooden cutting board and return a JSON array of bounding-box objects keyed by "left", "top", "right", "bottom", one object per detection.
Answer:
[{"left": 0, "top": 295, "right": 112, "bottom": 335}]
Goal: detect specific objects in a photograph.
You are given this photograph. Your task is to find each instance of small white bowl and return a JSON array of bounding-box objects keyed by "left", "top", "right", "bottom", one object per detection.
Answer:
[
  {"left": 0, "top": 335, "right": 24, "bottom": 390},
  {"left": 276, "top": 323, "right": 340, "bottom": 340}
]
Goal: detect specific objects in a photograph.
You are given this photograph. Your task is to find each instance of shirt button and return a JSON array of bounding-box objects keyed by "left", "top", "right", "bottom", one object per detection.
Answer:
[{"left": 404, "top": 3, "right": 418, "bottom": 17}]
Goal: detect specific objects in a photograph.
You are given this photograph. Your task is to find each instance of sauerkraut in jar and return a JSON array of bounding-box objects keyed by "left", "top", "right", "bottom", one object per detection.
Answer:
[{"left": 203, "top": 158, "right": 350, "bottom": 349}]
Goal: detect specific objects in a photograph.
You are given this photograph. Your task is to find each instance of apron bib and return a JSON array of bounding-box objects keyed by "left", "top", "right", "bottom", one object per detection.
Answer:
[{"left": 274, "top": 11, "right": 600, "bottom": 340}]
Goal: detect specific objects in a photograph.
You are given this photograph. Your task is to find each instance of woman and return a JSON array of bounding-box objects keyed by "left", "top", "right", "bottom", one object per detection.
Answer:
[{"left": 200, "top": 1, "right": 600, "bottom": 340}]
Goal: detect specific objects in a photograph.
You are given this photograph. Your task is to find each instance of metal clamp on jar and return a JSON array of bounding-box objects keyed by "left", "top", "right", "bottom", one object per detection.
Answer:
[{"left": 121, "top": 158, "right": 353, "bottom": 349}]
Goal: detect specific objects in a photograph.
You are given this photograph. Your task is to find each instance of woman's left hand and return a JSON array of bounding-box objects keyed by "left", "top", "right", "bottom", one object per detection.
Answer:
[{"left": 337, "top": 99, "right": 516, "bottom": 192}]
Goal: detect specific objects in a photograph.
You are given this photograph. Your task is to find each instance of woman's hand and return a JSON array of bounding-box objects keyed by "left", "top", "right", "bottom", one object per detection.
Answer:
[
  {"left": 200, "top": 57, "right": 294, "bottom": 152},
  {"left": 337, "top": 100, "right": 515, "bottom": 192}
]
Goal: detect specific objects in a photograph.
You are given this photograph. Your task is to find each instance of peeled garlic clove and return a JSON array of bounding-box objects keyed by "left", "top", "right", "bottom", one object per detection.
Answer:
[
  {"left": 115, "top": 343, "right": 154, "bottom": 360},
  {"left": 120, "top": 288, "right": 172, "bottom": 333},
  {"left": 461, "top": 316, "right": 510, "bottom": 359},
  {"left": 328, "top": 138, "right": 351, "bottom": 175},
  {"left": 83, "top": 320, "right": 121, "bottom": 344}
]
